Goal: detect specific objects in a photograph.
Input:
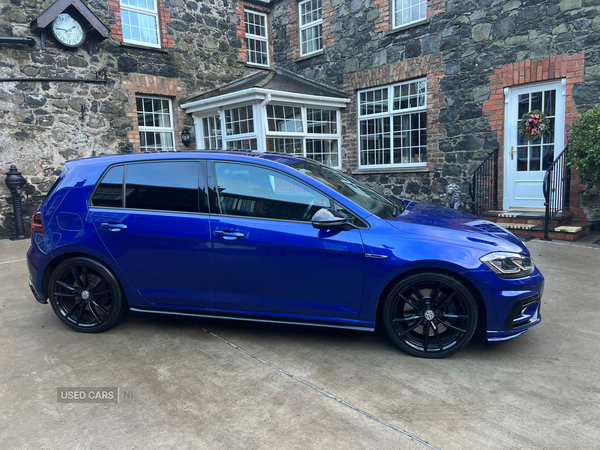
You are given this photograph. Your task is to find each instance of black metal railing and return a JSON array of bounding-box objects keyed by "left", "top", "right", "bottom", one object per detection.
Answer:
[
  {"left": 469, "top": 149, "right": 499, "bottom": 216},
  {"left": 542, "top": 147, "right": 571, "bottom": 240}
]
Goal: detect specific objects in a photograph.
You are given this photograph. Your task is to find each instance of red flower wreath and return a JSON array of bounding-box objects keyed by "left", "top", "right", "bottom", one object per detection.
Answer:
[{"left": 518, "top": 110, "right": 550, "bottom": 141}]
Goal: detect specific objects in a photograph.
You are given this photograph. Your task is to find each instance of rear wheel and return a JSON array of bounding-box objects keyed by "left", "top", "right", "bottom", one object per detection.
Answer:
[
  {"left": 383, "top": 272, "right": 477, "bottom": 358},
  {"left": 48, "top": 257, "right": 127, "bottom": 333}
]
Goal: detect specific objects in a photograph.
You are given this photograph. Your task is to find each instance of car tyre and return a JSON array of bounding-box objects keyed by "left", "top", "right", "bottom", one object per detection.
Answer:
[
  {"left": 383, "top": 272, "right": 477, "bottom": 358},
  {"left": 48, "top": 257, "right": 128, "bottom": 333}
]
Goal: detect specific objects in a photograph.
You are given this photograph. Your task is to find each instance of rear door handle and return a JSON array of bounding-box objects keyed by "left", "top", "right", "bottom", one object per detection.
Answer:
[
  {"left": 101, "top": 223, "right": 128, "bottom": 232},
  {"left": 214, "top": 230, "right": 245, "bottom": 240}
]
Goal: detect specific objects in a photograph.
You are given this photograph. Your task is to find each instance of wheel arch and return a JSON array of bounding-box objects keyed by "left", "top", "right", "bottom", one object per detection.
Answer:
[
  {"left": 42, "top": 251, "right": 127, "bottom": 304},
  {"left": 374, "top": 266, "right": 488, "bottom": 336}
]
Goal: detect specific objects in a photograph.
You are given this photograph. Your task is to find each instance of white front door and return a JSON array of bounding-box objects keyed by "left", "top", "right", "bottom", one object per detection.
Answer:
[{"left": 504, "top": 81, "right": 565, "bottom": 209}]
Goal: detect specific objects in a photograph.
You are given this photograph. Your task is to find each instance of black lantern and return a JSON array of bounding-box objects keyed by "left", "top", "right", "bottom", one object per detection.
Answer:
[
  {"left": 181, "top": 128, "right": 191, "bottom": 147},
  {"left": 4, "top": 165, "right": 27, "bottom": 240}
]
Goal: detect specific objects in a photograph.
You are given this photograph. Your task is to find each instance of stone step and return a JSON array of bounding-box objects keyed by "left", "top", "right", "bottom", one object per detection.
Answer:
[
  {"left": 483, "top": 210, "right": 571, "bottom": 227},
  {"left": 494, "top": 220, "right": 592, "bottom": 242}
]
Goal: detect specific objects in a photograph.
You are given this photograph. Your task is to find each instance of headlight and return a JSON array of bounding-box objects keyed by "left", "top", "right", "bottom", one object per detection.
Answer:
[{"left": 480, "top": 252, "right": 534, "bottom": 279}]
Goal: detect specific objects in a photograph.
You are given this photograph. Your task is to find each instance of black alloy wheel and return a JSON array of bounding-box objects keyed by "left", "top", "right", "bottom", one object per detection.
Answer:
[
  {"left": 383, "top": 272, "right": 478, "bottom": 358},
  {"left": 48, "top": 257, "right": 127, "bottom": 333}
]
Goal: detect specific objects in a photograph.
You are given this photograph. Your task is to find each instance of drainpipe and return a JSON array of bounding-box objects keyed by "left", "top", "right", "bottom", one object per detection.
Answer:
[{"left": 260, "top": 93, "right": 272, "bottom": 108}]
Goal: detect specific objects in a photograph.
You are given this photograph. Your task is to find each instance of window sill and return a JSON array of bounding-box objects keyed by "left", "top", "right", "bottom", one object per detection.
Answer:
[
  {"left": 119, "top": 41, "right": 168, "bottom": 53},
  {"left": 245, "top": 62, "right": 271, "bottom": 70},
  {"left": 385, "top": 18, "right": 429, "bottom": 36},
  {"left": 295, "top": 50, "right": 324, "bottom": 62},
  {"left": 352, "top": 166, "right": 430, "bottom": 175}
]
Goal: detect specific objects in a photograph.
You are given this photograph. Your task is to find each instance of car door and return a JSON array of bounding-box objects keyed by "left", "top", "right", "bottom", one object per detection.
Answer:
[
  {"left": 209, "top": 160, "right": 365, "bottom": 319},
  {"left": 89, "top": 160, "right": 215, "bottom": 308}
]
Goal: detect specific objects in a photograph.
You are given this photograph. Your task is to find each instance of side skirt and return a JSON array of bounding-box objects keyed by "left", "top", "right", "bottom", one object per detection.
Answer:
[{"left": 130, "top": 308, "right": 375, "bottom": 332}]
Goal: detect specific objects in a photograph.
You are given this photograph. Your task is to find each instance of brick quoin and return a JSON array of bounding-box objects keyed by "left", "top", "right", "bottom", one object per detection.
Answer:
[
  {"left": 123, "top": 75, "right": 188, "bottom": 152},
  {"left": 342, "top": 55, "right": 445, "bottom": 172},
  {"left": 110, "top": 0, "right": 173, "bottom": 48},
  {"left": 482, "top": 53, "right": 586, "bottom": 211},
  {"left": 236, "top": 2, "right": 273, "bottom": 65},
  {"left": 286, "top": 0, "right": 333, "bottom": 60}
]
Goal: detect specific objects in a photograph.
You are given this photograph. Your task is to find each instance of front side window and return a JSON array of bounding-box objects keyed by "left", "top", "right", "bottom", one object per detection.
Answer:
[
  {"left": 299, "top": 0, "right": 322, "bottom": 56},
  {"left": 393, "top": 0, "right": 427, "bottom": 29},
  {"left": 359, "top": 79, "right": 427, "bottom": 167},
  {"left": 245, "top": 11, "right": 269, "bottom": 66},
  {"left": 214, "top": 162, "right": 330, "bottom": 221},
  {"left": 291, "top": 160, "right": 400, "bottom": 219},
  {"left": 121, "top": 0, "right": 160, "bottom": 47},
  {"left": 137, "top": 96, "right": 175, "bottom": 152}
]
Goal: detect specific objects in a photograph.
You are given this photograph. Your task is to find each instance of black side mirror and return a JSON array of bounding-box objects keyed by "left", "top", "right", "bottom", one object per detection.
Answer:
[{"left": 311, "top": 208, "right": 351, "bottom": 230}]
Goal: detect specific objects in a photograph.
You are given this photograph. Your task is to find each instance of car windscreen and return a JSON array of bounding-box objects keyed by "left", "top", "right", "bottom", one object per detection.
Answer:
[{"left": 290, "top": 160, "right": 401, "bottom": 219}]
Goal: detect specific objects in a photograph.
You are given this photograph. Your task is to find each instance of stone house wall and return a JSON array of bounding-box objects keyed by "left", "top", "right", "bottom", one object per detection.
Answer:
[
  {"left": 271, "top": 0, "right": 600, "bottom": 220},
  {"left": 1, "top": 0, "right": 600, "bottom": 237},
  {"left": 0, "top": 0, "right": 249, "bottom": 237}
]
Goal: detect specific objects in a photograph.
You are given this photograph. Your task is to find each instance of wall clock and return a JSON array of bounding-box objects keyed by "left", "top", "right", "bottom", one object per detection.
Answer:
[{"left": 52, "top": 13, "right": 86, "bottom": 47}]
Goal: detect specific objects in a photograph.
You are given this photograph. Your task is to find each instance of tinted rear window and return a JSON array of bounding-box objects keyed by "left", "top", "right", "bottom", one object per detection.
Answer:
[
  {"left": 125, "top": 162, "right": 199, "bottom": 213},
  {"left": 92, "top": 166, "right": 124, "bottom": 208}
]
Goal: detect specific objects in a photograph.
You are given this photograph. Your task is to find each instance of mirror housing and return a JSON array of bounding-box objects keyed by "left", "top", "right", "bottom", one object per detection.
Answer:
[{"left": 311, "top": 208, "right": 351, "bottom": 230}]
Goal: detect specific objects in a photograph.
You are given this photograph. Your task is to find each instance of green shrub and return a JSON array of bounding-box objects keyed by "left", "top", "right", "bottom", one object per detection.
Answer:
[{"left": 568, "top": 104, "right": 600, "bottom": 183}]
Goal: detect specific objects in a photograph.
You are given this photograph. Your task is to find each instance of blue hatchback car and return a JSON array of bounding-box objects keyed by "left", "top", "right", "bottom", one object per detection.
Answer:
[{"left": 27, "top": 151, "right": 543, "bottom": 358}]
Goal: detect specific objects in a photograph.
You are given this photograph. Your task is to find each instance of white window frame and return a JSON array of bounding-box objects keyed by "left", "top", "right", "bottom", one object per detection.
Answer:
[
  {"left": 392, "top": 0, "right": 428, "bottom": 30},
  {"left": 299, "top": 0, "right": 323, "bottom": 57},
  {"left": 222, "top": 104, "right": 259, "bottom": 151},
  {"left": 358, "top": 79, "right": 428, "bottom": 169},
  {"left": 137, "top": 95, "right": 175, "bottom": 152},
  {"left": 264, "top": 103, "right": 341, "bottom": 168},
  {"left": 245, "top": 10, "right": 269, "bottom": 67},
  {"left": 201, "top": 115, "right": 223, "bottom": 149},
  {"left": 121, "top": 0, "right": 161, "bottom": 48}
]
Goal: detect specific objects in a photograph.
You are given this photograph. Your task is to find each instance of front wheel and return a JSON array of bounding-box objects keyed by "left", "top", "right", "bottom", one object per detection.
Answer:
[
  {"left": 383, "top": 272, "right": 478, "bottom": 358},
  {"left": 48, "top": 257, "right": 128, "bottom": 333}
]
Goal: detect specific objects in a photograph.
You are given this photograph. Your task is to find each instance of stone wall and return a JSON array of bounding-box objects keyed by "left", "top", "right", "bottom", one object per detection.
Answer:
[
  {"left": 0, "top": 0, "right": 246, "bottom": 237},
  {"left": 272, "top": 0, "right": 600, "bottom": 208}
]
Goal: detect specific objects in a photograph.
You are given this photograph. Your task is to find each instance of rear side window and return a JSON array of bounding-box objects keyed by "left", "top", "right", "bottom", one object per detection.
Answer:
[
  {"left": 125, "top": 162, "right": 199, "bottom": 213},
  {"left": 92, "top": 166, "right": 124, "bottom": 208}
]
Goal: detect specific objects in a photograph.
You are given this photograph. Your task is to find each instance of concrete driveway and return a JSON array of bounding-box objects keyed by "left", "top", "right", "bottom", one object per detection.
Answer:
[{"left": 1, "top": 236, "right": 599, "bottom": 449}]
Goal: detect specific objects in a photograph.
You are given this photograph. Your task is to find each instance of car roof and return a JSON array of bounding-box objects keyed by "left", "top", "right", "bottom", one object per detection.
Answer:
[{"left": 66, "top": 150, "right": 309, "bottom": 168}]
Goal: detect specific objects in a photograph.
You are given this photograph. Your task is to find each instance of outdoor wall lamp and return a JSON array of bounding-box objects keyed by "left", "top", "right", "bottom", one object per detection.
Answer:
[{"left": 181, "top": 128, "right": 191, "bottom": 147}]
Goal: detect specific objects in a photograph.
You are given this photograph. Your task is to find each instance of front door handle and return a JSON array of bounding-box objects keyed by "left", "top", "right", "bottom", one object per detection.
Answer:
[
  {"left": 214, "top": 230, "right": 245, "bottom": 240},
  {"left": 101, "top": 223, "right": 128, "bottom": 232}
]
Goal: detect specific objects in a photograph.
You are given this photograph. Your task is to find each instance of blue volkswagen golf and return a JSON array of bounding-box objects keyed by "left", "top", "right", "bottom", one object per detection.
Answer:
[{"left": 27, "top": 151, "right": 543, "bottom": 358}]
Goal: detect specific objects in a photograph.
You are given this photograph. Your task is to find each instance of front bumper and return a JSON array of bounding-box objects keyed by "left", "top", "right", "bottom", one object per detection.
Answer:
[{"left": 479, "top": 268, "right": 544, "bottom": 342}]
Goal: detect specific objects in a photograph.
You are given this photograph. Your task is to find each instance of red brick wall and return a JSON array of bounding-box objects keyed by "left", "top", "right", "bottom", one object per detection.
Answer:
[
  {"left": 109, "top": 0, "right": 173, "bottom": 48},
  {"left": 235, "top": 1, "right": 273, "bottom": 65},
  {"left": 286, "top": 0, "right": 332, "bottom": 60},
  {"left": 375, "top": 0, "right": 445, "bottom": 34},
  {"left": 483, "top": 53, "right": 586, "bottom": 218},
  {"left": 342, "top": 54, "right": 445, "bottom": 171},
  {"left": 123, "top": 75, "right": 188, "bottom": 151}
]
